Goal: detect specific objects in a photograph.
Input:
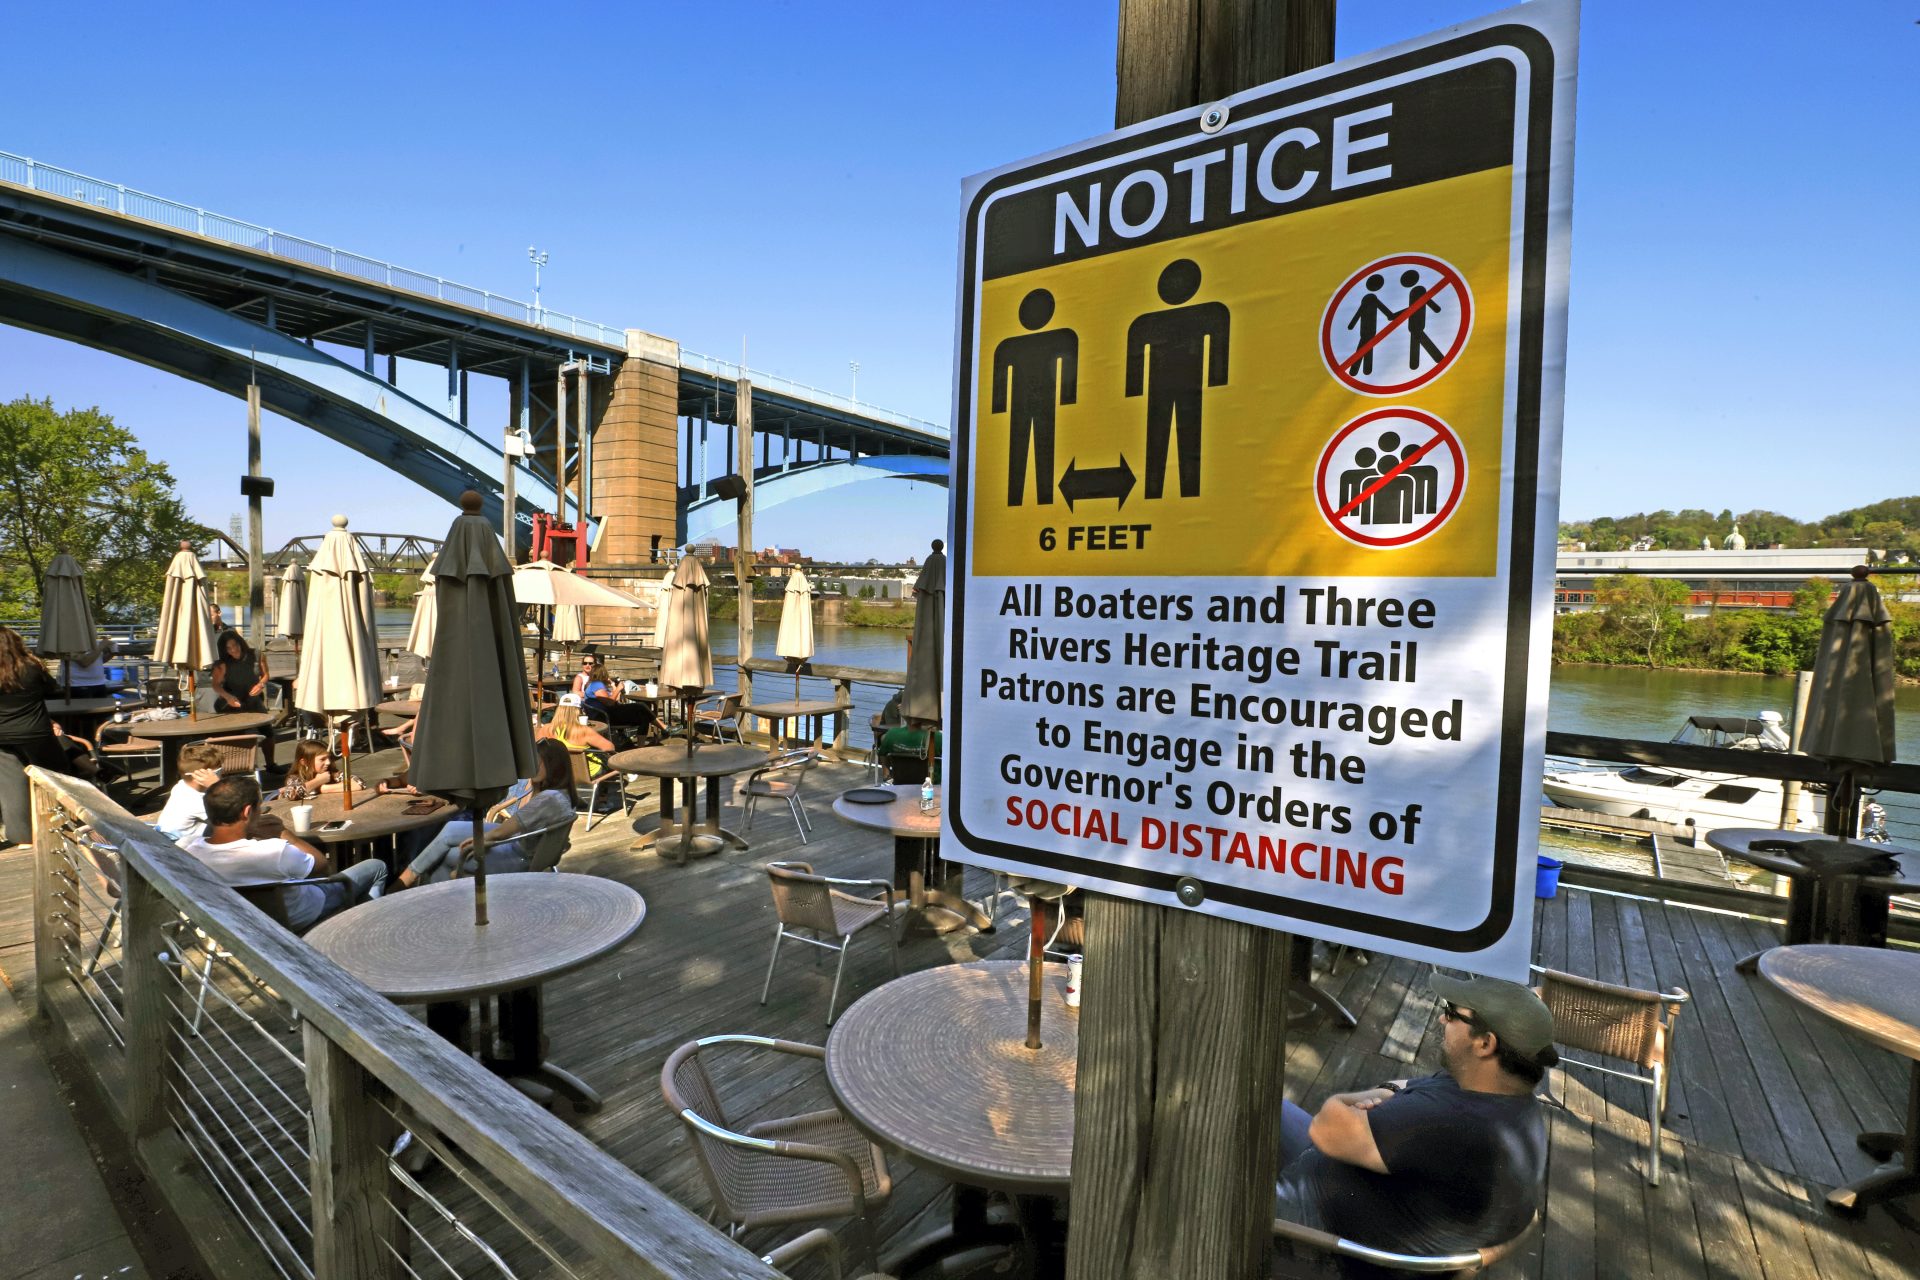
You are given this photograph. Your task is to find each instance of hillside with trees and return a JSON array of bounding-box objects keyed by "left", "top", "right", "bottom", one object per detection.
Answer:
[{"left": 1559, "top": 498, "right": 1920, "bottom": 558}]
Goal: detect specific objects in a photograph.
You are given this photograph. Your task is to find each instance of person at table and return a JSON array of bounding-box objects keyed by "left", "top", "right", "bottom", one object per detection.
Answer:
[
  {"left": 395, "top": 738, "right": 578, "bottom": 886},
  {"left": 569, "top": 652, "right": 600, "bottom": 701},
  {"left": 181, "top": 776, "right": 385, "bottom": 930},
  {"left": 582, "top": 665, "right": 656, "bottom": 737},
  {"left": 285, "top": 740, "right": 366, "bottom": 798},
  {"left": 540, "top": 697, "right": 617, "bottom": 753},
  {"left": 62, "top": 639, "right": 113, "bottom": 698},
  {"left": 0, "top": 627, "right": 70, "bottom": 848},
  {"left": 155, "top": 742, "right": 226, "bottom": 843},
  {"left": 1273, "top": 972, "right": 1553, "bottom": 1256},
  {"left": 209, "top": 629, "right": 269, "bottom": 713},
  {"left": 880, "top": 717, "right": 942, "bottom": 785}
]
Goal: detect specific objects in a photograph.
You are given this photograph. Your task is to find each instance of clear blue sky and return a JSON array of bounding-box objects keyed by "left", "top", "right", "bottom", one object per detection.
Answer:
[{"left": 3, "top": 1, "right": 1914, "bottom": 559}]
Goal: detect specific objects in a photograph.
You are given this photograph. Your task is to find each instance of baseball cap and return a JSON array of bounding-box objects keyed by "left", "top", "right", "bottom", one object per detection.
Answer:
[
  {"left": 1429, "top": 971, "right": 1558, "bottom": 1060},
  {"left": 557, "top": 693, "right": 583, "bottom": 708}
]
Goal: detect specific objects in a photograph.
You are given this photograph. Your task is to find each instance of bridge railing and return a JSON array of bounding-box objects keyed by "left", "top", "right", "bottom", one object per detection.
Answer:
[
  {"left": 680, "top": 349, "right": 948, "bottom": 440},
  {"left": 26, "top": 768, "right": 782, "bottom": 1280},
  {"left": 0, "top": 150, "right": 625, "bottom": 350}
]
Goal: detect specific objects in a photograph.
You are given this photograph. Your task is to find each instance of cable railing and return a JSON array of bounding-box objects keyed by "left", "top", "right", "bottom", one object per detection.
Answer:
[
  {"left": 680, "top": 349, "right": 949, "bottom": 440},
  {"left": 0, "top": 150, "right": 625, "bottom": 350},
  {"left": 27, "top": 770, "right": 783, "bottom": 1280}
]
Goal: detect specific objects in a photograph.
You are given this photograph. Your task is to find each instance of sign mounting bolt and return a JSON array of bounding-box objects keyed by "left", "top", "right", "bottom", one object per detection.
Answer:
[
  {"left": 1175, "top": 877, "right": 1207, "bottom": 907},
  {"left": 1200, "top": 104, "right": 1229, "bottom": 134}
]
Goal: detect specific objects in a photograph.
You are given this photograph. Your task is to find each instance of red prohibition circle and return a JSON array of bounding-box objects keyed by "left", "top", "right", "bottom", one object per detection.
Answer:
[
  {"left": 1319, "top": 254, "right": 1473, "bottom": 396},
  {"left": 1313, "top": 407, "right": 1468, "bottom": 548}
]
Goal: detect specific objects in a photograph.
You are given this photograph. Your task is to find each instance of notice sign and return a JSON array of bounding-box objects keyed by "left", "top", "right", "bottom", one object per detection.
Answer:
[{"left": 942, "top": 2, "right": 1577, "bottom": 978}]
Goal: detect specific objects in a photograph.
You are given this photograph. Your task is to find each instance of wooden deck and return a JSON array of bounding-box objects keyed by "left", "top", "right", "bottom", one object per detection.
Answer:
[{"left": 5, "top": 750, "right": 1919, "bottom": 1277}]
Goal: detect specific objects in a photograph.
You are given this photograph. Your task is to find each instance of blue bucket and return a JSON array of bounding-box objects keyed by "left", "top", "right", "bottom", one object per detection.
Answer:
[{"left": 1535, "top": 856, "right": 1565, "bottom": 899}]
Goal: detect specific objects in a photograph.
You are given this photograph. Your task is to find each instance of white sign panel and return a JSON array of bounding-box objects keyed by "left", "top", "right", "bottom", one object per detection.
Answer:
[{"left": 940, "top": 2, "right": 1578, "bottom": 978}]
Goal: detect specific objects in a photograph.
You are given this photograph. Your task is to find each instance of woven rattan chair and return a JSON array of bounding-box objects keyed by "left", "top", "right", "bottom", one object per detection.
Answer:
[
  {"left": 1532, "top": 965, "right": 1689, "bottom": 1185},
  {"left": 693, "top": 693, "right": 744, "bottom": 743},
  {"left": 662, "top": 1034, "right": 891, "bottom": 1273},
  {"left": 740, "top": 749, "right": 817, "bottom": 843},
  {"left": 1271, "top": 1209, "right": 1538, "bottom": 1276},
  {"left": 203, "top": 734, "right": 266, "bottom": 785},
  {"left": 143, "top": 676, "right": 182, "bottom": 709},
  {"left": 762, "top": 861, "right": 898, "bottom": 1024}
]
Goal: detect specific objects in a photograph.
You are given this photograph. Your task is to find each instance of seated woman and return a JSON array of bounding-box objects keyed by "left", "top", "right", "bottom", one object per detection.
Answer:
[
  {"left": 396, "top": 738, "right": 577, "bottom": 886},
  {"left": 581, "top": 664, "right": 656, "bottom": 735},
  {"left": 284, "top": 740, "right": 367, "bottom": 798},
  {"left": 539, "top": 697, "right": 616, "bottom": 753},
  {"left": 209, "top": 630, "right": 269, "bottom": 713}
]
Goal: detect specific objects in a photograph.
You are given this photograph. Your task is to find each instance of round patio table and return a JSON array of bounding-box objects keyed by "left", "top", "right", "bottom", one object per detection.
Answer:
[
  {"left": 131, "top": 710, "right": 275, "bottom": 786},
  {"left": 1708, "top": 829, "right": 1920, "bottom": 969},
  {"left": 739, "top": 698, "right": 845, "bottom": 751},
  {"left": 607, "top": 742, "right": 764, "bottom": 864},
  {"left": 827, "top": 960, "right": 1075, "bottom": 1276},
  {"left": 1760, "top": 945, "right": 1920, "bottom": 1213},
  {"left": 44, "top": 695, "right": 145, "bottom": 737},
  {"left": 375, "top": 699, "right": 421, "bottom": 717},
  {"left": 306, "top": 874, "right": 645, "bottom": 1112},
  {"left": 263, "top": 788, "right": 453, "bottom": 855},
  {"left": 831, "top": 784, "right": 992, "bottom": 933}
]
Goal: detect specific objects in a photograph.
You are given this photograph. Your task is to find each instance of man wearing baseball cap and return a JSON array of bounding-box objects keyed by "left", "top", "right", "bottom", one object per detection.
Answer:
[{"left": 1274, "top": 970, "right": 1556, "bottom": 1255}]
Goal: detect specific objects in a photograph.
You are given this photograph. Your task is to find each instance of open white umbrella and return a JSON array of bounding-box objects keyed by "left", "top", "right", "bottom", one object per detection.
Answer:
[
  {"left": 156, "top": 542, "right": 217, "bottom": 721},
  {"left": 406, "top": 571, "right": 438, "bottom": 660},
  {"left": 510, "top": 561, "right": 644, "bottom": 705},
  {"left": 411, "top": 492, "right": 538, "bottom": 927},
  {"left": 274, "top": 561, "right": 307, "bottom": 648},
  {"left": 660, "top": 554, "right": 713, "bottom": 752},
  {"left": 649, "top": 567, "right": 677, "bottom": 649},
  {"left": 775, "top": 567, "right": 816, "bottom": 699},
  {"left": 294, "top": 516, "right": 383, "bottom": 807},
  {"left": 38, "top": 553, "right": 98, "bottom": 698}
]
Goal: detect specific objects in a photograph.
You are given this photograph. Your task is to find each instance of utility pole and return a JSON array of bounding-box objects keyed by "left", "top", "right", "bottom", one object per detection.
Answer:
[
  {"left": 849, "top": 359, "right": 860, "bottom": 404},
  {"left": 246, "top": 381, "right": 266, "bottom": 650},
  {"left": 1066, "top": 5, "right": 1335, "bottom": 1279}
]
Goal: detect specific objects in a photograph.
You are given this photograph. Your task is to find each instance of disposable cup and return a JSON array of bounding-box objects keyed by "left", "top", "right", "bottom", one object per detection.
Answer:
[{"left": 291, "top": 805, "right": 315, "bottom": 835}]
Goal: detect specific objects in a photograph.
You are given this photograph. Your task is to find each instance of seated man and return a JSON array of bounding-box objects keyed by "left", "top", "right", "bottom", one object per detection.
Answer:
[
  {"left": 179, "top": 776, "right": 385, "bottom": 932},
  {"left": 880, "top": 716, "right": 942, "bottom": 785},
  {"left": 1274, "top": 972, "right": 1553, "bottom": 1257}
]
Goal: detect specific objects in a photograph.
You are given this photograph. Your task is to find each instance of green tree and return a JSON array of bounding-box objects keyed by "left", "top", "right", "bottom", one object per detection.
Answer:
[
  {"left": 0, "top": 396, "right": 206, "bottom": 621},
  {"left": 1596, "top": 575, "right": 1690, "bottom": 666}
]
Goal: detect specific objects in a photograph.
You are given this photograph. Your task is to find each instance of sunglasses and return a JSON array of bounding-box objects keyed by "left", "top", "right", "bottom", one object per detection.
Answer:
[{"left": 1440, "top": 1001, "right": 1489, "bottom": 1033}]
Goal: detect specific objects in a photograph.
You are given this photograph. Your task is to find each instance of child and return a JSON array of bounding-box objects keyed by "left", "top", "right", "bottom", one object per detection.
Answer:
[
  {"left": 155, "top": 742, "right": 226, "bottom": 844},
  {"left": 286, "top": 740, "right": 366, "bottom": 797}
]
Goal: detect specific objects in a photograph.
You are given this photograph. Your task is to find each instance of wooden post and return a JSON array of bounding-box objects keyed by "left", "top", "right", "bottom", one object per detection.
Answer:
[
  {"left": 247, "top": 382, "right": 266, "bottom": 651},
  {"left": 122, "top": 855, "right": 175, "bottom": 1140},
  {"left": 30, "top": 776, "right": 63, "bottom": 1002},
  {"left": 305, "top": 1024, "right": 397, "bottom": 1280},
  {"left": 733, "top": 377, "right": 755, "bottom": 711},
  {"left": 1068, "top": 5, "right": 1332, "bottom": 1278}
]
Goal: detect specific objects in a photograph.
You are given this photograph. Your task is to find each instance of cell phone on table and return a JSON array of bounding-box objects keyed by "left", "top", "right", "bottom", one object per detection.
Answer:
[{"left": 317, "top": 820, "right": 351, "bottom": 833}]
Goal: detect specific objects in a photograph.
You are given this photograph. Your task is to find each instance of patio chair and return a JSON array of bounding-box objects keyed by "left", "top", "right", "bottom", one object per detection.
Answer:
[
  {"left": 662, "top": 1034, "right": 892, "bottom": 1274},
  {"left": 93, "top": 729, "right": 163, "bottom": 788},
  {"left": 143, "top": 676, "right": 182, "bottom": 710},
  {"left": 762, "top": 1227, "right": 898, "bottom": 1279},
  {"left": 1531, "top": 965, "right": 1689, "bottom": 1185},
  {"left": 693, "top": 693, "right": 744, "bottom": 743},
  {"left": 563, "top": 746, "right": 637, "bottom": 831},
  {"left": 740, "top": 749, "right": 817, "bottom": 844},
  {"left": 203, "top": 734, "right": 267, "bottom": 786},
  {"left": 1270, "top": 1209, "right": 1537, "bottom": 1277},
  {"left": 761, "top": 861, "right": 898, "bottom": 1024}
]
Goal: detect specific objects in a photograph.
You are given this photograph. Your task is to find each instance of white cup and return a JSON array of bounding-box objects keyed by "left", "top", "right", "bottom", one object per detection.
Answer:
[
  {"left": 1066, "top": 954, "right": 1083, "bottom": 1008},
  {"left": 645, "top": 681, "right": 658, "bottom": 698},
  {"left": 290, "top": 804, "right": 314, "bottom": 835}
]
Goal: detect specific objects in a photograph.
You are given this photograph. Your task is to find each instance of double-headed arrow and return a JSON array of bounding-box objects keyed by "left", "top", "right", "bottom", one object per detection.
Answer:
[{"left": 1059, "top": 455, "right": 1136, "bottom": 510}]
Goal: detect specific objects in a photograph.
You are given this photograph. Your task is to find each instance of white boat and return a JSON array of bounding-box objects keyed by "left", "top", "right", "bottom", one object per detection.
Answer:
[{"left": 1541, "top": 712, "right": 1822, "bottom": 836}]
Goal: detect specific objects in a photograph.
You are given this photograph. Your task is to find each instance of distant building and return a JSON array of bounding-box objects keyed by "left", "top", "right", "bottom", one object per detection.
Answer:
[{"left": 1554, "top": 546, "right": 1869, "bottom": 616}]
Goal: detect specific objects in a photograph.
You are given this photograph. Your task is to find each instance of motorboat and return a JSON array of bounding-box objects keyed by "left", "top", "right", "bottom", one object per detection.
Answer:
[{"left": 1541, "top": 712, "right": 1822, "bottom": 835}]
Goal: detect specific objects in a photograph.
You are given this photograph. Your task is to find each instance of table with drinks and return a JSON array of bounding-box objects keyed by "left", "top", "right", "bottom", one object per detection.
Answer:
[
  {"left": 265, "top": 786, "right": 455, "bottom": 860},
  {"left": 830, "top": 783, "right": 993, "bottom": 933}
]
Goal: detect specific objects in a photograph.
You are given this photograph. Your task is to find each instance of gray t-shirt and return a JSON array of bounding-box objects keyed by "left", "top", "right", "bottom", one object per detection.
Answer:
[{"left": 1275, "top": 1072, "right": 1545, "bottom": 1255}]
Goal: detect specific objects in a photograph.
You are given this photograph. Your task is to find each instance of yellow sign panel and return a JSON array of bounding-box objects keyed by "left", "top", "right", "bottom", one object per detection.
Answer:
[{"left": 970, "top": 166, "right": 1513, "bottom": 579}]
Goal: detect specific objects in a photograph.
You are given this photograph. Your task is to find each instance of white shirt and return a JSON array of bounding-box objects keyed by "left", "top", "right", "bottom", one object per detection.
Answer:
[
  {"left": 155, "top": 781, "right": 208, "bottom": 844},
  {"left": 179, "top": 833, "right": 323, "bottom": 928},
  {"left": 64, "top": 654, "right": 108, "bottom": 684}
]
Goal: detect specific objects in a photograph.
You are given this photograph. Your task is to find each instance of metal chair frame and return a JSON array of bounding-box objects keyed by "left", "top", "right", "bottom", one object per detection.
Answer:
[
  {"left": 1271, "top": 1208, "right": 1538, "bottom": 1275},
  {"left": 693, "top": 692, "right": 744, "bottom": 743},
  {"left": 761, "top": 861, "right": 899, "bottom": 1024},
  {"left": 740, "top": 749, "right": 818, "bottom": 844}
]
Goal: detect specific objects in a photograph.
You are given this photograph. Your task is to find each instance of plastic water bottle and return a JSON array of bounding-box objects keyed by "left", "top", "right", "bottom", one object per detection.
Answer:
[{"left": 919, "top": 778, "right": 935, "bottom": 814}]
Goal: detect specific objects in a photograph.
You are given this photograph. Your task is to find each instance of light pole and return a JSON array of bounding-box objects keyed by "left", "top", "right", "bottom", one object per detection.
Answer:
[
  {"left": 849, "top": 360, "right": 860, "bottom": 404},
  {"left": 528, "top": 246, "right": 549, "bottom": 318}
]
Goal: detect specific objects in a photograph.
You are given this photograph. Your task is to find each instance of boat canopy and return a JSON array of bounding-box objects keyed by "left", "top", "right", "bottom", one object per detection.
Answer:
[{"left": 1670, "top": 714, "right": 1791, "bottom": 751}]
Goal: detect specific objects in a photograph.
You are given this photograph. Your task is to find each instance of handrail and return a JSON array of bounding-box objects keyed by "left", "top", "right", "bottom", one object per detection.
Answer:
[
  {"left": 28, "top": 769, "right": 780, "bottom": 1280},
  {"left": 0, "top": 150, "right": 624, "bottom": 349},
  {"left": 679, "top": 350, "right": 948, "bottom": 440}
]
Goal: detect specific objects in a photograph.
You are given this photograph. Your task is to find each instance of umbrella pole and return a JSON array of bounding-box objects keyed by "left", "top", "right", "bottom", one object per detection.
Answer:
[
  {"left": 185, "top": 667, "right": 197, "bottom": 722},
  {"left": 1026, "top": 896, "right": 1047, "bottom": 1050},
  {"left": 339, "top": 721, "right": 355, "bottom": 812},
  {"left": 472, "top": 811, "right": 489, "bottom": 927}
]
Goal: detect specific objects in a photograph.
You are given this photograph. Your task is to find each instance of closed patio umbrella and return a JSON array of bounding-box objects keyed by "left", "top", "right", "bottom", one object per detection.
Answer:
[
  {"left": 410, "top": 492, "right": 537, "bottom": 927},
  {"left": 406, "top": 571, "right": 438, "bottom": 661},
  {"left": 775, "top": 567, "right": 816, "bottom": 699},
  {"left": 37, "top": 553, "right": 98, "bottom": 699},
  {"left": 1799, "top": 567, "right": 1898, "bottom": 835},
  {"left": 274, "top": 561, "right": 307, "bottom": 648},
  {"left": 156, "top": 542, "right": 217, "bottom": 721},
  {"left": 900, "top": 540, "right": 946, "bottom": 727},
  {"left": 294, "top": 516, "right": 383, "bottom": 807},
  {"left": 660, "top": 554, "right": 713, "bottom": 751},
  {"left": 649, "top": 567, "right": 676, "bottom": 649}
]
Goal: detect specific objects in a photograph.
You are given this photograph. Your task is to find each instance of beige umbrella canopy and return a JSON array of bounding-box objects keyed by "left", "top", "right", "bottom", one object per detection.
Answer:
[
  {"left": 1799, "top": 568, "right": 1899, "bottom": 835},
  {"left": 899, "top": 540, "right": 946, "bottom": 725},
  {"left": 274, "top": 561, "right": 307, "bottom": 643},
  {"left": 649, "top": 567, "right": 676, "bottom": 649},
  {"left": 775, "top": 566, "right": 815, "bottom": 698},
  {"left": 406, "top": 571, "right": 438, "bottom": 660},
  {"left": 510, "top": 562, "right": 643, "bottom": 703},
  {"left": 409, "top": 493, "right": 538, "bottom": 926},
  {"left": 659, "top": 554, "right": 713, "bottom": 693},
  {"left": 552, "top": 604, "right": 583, "bottom": 644},
  {"left": 38, "top": 554, "right": 98, "bottom": 696},
  {"left": 156, "top": 542, "right": 217, "bottom": 719},
  {"left": 294, "top": 516, "right": 383, "bottom": 803}
]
